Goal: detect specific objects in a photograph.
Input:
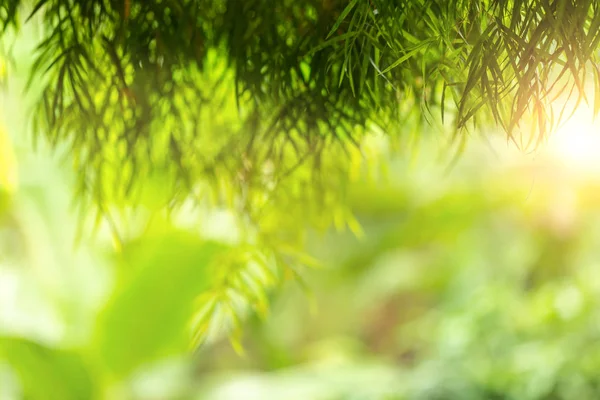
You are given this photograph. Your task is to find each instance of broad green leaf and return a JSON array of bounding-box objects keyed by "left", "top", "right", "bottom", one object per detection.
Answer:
[
  {"left": 0, "top": 337, "right": 97, "bottom": 400},
  {"left": 93, "top": 230, "right": 228, "bottom": 377}
]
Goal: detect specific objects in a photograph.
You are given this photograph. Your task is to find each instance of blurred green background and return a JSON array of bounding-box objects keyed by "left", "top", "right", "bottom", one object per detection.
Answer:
[{"left": 4, "top": 11, "right": 600, "bottom": 400}]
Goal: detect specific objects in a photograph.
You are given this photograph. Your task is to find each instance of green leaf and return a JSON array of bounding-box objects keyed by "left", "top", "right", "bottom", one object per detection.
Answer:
[
  {"left": 306, "top": 31, "right": 360, "bottom": 56},
  {"left": 382, "top": 38, "right": 436, "bottom": 74},
  {"left": 93, "top": 230, "right": 229, "bottom": 378},
  {"left": 326, "top": 0, "right": 360, "bottom": 39},
  {"left": 0, "top": 337, "right": 97, "bottom": 400}
]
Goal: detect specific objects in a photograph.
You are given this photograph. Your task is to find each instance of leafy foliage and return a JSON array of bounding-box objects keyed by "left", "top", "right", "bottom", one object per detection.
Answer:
[
  {"left": 2, "top": 0, "right": 600, "bottom": 214},
  {"left": 4, "top": 2, "right": 600, "bottom": 399},
  {"left": 196, "top": 139, "right": 600, "bottom": 400}
]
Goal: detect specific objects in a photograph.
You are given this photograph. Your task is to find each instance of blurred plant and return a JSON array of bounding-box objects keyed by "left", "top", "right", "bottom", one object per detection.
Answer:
[{"left": 194, "top": 136, "right": 600, "bottom": 400}]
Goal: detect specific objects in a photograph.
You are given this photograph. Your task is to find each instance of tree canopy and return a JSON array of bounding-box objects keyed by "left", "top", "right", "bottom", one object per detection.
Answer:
[{"left": 2, "top": 0, "right": 600, "bottom": 216}]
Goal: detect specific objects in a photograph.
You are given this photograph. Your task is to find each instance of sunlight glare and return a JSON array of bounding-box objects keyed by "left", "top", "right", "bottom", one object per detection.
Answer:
[{"left": 548, "top": 106, "right": 600, "bottom": 174}]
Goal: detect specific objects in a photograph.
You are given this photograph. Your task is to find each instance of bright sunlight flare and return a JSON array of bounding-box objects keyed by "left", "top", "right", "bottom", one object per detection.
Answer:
[{"left": 548, "top": 106, "right": 600, "bottom": 173}]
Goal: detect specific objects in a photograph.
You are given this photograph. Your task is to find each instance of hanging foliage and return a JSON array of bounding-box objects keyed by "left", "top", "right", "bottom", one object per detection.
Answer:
[{"left": 1, "top": 0, "right": 599, "bottom": 214}]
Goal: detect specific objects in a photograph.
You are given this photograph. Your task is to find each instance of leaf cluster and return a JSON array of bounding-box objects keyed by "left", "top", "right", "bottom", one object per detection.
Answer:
[{"left": 0, "top": 0, "right": 595, "bottom": 213}]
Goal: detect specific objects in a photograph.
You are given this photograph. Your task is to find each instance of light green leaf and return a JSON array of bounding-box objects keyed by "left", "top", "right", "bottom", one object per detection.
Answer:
[
  {"left": 0, "top": 337, "right": 97, "bottom": 400},
  {"left": 93, "top": 230, "right": 229, "bottom": 377}
]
